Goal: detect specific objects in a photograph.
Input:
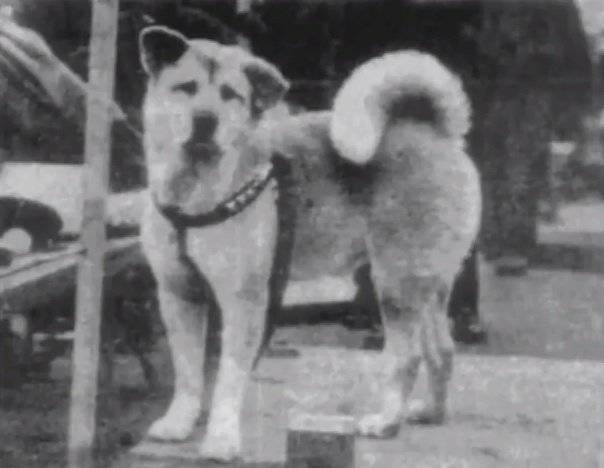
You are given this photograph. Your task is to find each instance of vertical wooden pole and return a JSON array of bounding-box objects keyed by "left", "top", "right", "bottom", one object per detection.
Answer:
[
  {"left": 236, "top": 0, "right": 252, "bottom": 49},
  {"left": 67, "top": 1, "right": 119, "bottom": 467},
  {"left": 236, "top": 0, "right": 252, "bottom": 14}
]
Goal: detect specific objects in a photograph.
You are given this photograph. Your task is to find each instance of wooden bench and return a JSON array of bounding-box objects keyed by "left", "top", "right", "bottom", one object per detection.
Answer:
[{"left": 0, "top": 237, "right": 141, "bottom": 382}]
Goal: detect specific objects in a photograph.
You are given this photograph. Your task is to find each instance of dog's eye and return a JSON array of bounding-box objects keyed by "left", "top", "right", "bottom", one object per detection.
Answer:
[
  {"left": 172, "top": 81, "right": 198, "bottom": 95},
  {"left": 220, "top": 84, "right": 243, "bottom": 103}
]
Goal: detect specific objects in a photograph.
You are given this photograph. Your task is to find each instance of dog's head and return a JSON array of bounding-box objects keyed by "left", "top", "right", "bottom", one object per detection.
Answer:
[{"left": 139, "top": 26, "right": 288, "bottom": 211}]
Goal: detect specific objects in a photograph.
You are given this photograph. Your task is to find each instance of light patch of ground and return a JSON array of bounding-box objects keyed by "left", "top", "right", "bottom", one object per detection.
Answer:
[{"left": 284, "top": 347, "right": 604, "bottom": 467}]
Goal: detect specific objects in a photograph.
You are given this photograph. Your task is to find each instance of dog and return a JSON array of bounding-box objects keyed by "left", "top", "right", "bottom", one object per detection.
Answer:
[{"left": 139, "top": 25, "right": 481, "bottom": 461}]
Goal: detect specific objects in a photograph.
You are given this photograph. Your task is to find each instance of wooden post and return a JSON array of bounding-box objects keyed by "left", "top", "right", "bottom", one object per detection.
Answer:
[
  {"left": 236, "top": 0, "right": 252, "bottom": 49},
  {"left": 67, "top": 1, "right": 119, "bottom": 467},
  {"left": 236, "top": 0, "right": 252, "bottom": 14},
  {"left": 286, "top": 411, "right": 355, "bottom": 468}
]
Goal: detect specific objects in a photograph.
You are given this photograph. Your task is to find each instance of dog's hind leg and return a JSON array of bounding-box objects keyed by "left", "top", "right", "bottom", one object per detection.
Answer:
[
  {"left": 407, "top": 285, "right": 454, "bottom": 424},
  {"left": 199, "top": 275, "right": 268, "bottom": 462},
  {"left": 356, "top": 269, "right": 432, "bottom": 438},
  {"left": 147, "top": 288, "right": 207, "bottom": 441}
]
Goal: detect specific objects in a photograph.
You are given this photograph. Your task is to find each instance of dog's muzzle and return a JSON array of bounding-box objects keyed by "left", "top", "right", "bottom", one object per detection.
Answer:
[
  {"left": 183, "top": 111, "right": 221, "bottom": 160},
  {"left": 153, "top": 156, "right": 282, "bottom": 230}
]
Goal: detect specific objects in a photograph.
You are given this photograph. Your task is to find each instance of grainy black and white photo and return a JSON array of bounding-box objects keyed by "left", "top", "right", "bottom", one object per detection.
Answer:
[{"left": 0, "top": 1, "right": 603, "bottom": 467}]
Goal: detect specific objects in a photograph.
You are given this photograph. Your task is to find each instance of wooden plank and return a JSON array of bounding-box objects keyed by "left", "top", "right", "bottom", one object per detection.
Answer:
[
  {"left": 1, "top": 237, "right": 354, "bottom": 314},
  {"left": 0, "top": 244, "right": 83, "bottom": 283},
  {"left": 533, "top": 242, "right": 604, "bottom": 274},
  {"left": 0, "top": 237, "right": 139, "bottom": 313},
  {"left": 283, "top": 276, "right": 356, "bottom": 306},
  {"left": 67, "top": 1, "right": 120, "bottom": 467}
]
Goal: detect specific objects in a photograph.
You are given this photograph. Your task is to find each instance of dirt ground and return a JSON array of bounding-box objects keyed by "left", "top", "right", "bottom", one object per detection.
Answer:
[{"left": 1, "top": 202, "right": 604, "bottom": 467}]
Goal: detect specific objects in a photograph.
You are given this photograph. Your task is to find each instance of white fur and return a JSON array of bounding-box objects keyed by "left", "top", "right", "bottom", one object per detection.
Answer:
[
  {"left": 139, "top": 30, "right": 284, "bottom": 461},
  {"left": 140, "top": 29, "right": 479, "bottom": 460},
  {"left": 330, "top": 50, "right": 471, "bottom": 165}
]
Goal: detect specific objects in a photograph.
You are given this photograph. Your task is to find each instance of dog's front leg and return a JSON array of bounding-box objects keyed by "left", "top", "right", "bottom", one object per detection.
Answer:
[
  {"left": 147, "top": 287, "right": 208, "bottom": 441},
  {"left": 199, "top": 278, "right": 268, "bottom": 462}
]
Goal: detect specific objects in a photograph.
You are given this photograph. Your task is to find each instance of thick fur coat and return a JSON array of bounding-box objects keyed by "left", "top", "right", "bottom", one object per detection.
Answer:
[{"left": 139, "top": 26, "right": 480, "bottom": 462}]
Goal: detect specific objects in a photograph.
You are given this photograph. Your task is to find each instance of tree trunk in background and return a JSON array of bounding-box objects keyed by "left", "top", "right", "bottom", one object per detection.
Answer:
[
  {"left": 479, "top": 88, "right": 552, "bottom": 258},
  {"left": 67, "top": 1, "right": 119, "bottom": 467},
  {"left": 474, "top": 0, "right": 591, "bottom": 260}
]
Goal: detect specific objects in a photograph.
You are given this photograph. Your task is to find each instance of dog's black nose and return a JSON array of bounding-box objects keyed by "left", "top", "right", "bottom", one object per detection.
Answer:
[{"left": 191, "top": 111, "right": 218, "bottom": 142}]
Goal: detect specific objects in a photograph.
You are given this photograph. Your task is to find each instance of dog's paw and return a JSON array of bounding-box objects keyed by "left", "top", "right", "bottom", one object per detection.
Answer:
[
  {"left": 356, "top": 413, "right": 401, "bottom": 438},
  {"left": 405, "top": 399, "right": 446, "bottom": 425},
  {"left": 199, "top": 432, "right": 241, "bottom": 463},
  {"left": 147, "top": 413, "right": 197, "bottom": 441}
]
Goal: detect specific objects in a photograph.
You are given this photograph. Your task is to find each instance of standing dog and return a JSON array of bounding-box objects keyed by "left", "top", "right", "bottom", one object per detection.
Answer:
[{"left": 139, "top": 26, "right": 480, "bottom": 461}]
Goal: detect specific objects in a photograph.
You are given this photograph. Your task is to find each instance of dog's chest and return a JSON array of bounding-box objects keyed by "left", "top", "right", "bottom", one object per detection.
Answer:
[{"left": 142, "top": 187, "right": 278, "bottom": 298}]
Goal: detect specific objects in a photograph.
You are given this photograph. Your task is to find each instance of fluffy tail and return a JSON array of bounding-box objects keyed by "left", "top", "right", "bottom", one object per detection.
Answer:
[{"left": 330, "top": 50, "right": 471, "bottom": 165}]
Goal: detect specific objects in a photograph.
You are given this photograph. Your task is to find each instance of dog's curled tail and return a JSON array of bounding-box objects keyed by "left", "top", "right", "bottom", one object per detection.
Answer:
[{"left": 330, "top": 50, "right": 471, "bottom": 165}]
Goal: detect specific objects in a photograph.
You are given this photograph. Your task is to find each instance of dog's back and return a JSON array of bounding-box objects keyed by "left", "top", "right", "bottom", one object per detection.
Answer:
[
  {"left": 261, "top": 51, "right": 480, "bottom": 284},
  {"left": 262, "top": 111, "right": 372, "bottom": 280}
]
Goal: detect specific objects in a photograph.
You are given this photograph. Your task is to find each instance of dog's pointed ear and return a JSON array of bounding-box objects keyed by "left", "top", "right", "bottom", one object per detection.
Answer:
[
  {"left": 139, "top": 26, "right": 189, "bottom": 76},
  {"left": 243, "top": 58, "right": 289, "bottom": 114}
]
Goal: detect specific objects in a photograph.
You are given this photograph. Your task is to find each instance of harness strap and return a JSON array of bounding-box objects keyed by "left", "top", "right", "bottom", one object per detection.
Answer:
[{"left": 153, "top": 160, "right": 276, "bottom": 230}]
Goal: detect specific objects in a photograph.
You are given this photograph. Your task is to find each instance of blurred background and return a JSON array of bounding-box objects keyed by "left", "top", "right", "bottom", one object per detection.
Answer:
[{"left": 1, "top": 1, "right": 604, "bottom": 467}]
